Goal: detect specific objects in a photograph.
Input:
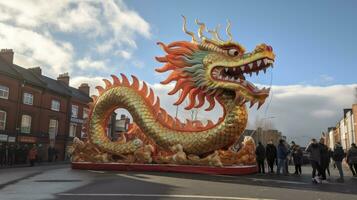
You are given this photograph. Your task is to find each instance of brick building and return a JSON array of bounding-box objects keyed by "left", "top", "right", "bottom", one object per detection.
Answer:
[{"left": 0, "top": 49, "right": 91, "bottom": 162}]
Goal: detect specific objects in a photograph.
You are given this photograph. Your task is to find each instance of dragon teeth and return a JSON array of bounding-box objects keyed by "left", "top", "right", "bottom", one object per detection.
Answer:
[
  {"left": 248, "top": 63, "right": 253, "bottom": 69},
  {"left": 240, "top": 66, "right": 245, "bottom": 71},
  {"left": 263, "top": 58, "right": 268, "bottom": 65},
  {"left": 225, "top": 68, "right": 228, "bottom": 72},
  {"left": 257, "top": 60, "right": 262, "bottom": 66}
]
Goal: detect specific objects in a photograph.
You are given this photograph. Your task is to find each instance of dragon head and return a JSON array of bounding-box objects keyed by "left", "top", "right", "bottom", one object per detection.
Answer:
[{"left": 156, "top": 16, "right": 275, "bottom": 111}]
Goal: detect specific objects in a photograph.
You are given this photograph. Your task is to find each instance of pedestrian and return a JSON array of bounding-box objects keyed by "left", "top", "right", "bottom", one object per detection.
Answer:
[
  {"left": 7, "top": 144, "right": 15, "bottom": 166},
  {"left": 277, "top": 139, "right": 288, "bottom": 175},
  {"left": 266, "top": 140, "right": 277, "bottom": 173},
  {"left": 292, "top": 145, "right": 303, "bottom": 175},
  {"left": 319, "top": 138, "right": 329, "bottom": 181},
  {"left": 306, "top": 138, "right": 322, "bottom": 183},
  {"left": 332, "top": 142, "right": 345, "bottom": 182},
  {"left": 346, "top": 143, "right": 357, "bottom": 177},
  {"left": 255, "top": 142, "right": 266, "bottom": 174},
  {"left": 28, "top": 145, "right": 38, "bottom": 167},
  {"left": 0, "top": 143, "right": 6, "bottom": 167},
  {"left": 285, "top": 141, "right": 291, "bottom": 174}
]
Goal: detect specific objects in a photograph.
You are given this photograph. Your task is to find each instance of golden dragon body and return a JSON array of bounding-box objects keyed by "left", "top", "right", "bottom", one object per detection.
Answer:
[{"left": 74, "top": 17, "right": 275, "bottom": 166}]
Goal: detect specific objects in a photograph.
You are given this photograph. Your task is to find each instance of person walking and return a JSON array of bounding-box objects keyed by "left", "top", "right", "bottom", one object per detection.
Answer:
[
  {"left": 332, "top": 142, "right": 345, "bottom": 182},
  {"left": 28, "top": 145, "right": 38, "bottom": 167},
  {"left": 306, "top": 138, "right": 322, "bottom": 183},
  {"left": 266, "top": 140, "right": 277, "bottom": 173},
  {"left": 0, "top": 143, "right": 6, "bottom": 167},
  {"left": 277, "top": 139, "right": 288, "bottom": 175},
  {"left": 292, "top": 145, "right": 303, "bottom": 175},
  {"left": 7, "top": 144, "right": 15, "bottom": 166},
  {"left": 319, "top": 138, "right": 329, "bottom": 181},
  {"left": 346, "top": 143, "right": 357, "bottom": 177},
  {"left": 255, "top": 142, "right": 266, "bottom": 174}
]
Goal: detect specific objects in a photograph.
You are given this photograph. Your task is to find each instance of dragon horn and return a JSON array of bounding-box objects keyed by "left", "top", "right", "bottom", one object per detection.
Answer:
[
  {"left": 182, "top": 15, "right": 198, "bottom": 43},
  {"left": 208, "top": 24, "right": 225, "bottom": 43},
  {"left": 226, "top": 20, "right": 233, "bottom": 42},
  {"left": 195, "top": 18, "right": 206, "bottom": 40}
]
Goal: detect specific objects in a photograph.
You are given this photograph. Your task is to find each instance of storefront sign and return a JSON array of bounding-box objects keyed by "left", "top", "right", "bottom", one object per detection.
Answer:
[
  {"left": 18, "top": 136, "right": 37, "bottom": 143},
  {"left": 0, "top": 134, "right": 8, "bottom": 142},
  {"left": 7, "top": 136, "right": 16, "bottom": 142},
  {"left": 71, "top": 118, "right": 84, "bottom": 124}
]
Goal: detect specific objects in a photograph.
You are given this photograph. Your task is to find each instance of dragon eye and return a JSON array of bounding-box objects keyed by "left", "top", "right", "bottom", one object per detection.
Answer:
[{"left": 228, "top": 49, "right": 239, "bottom": 57}]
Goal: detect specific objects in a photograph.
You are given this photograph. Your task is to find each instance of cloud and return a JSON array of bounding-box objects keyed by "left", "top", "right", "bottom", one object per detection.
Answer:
[
  {"left": 0, "top": 22, "right": 73, "bottom": 77},
  {"left": 77, "top": 57, "right": 107, "bottom": 70},
  {"left": 0, "top": 0, "right": 151, "bottom": 78}
]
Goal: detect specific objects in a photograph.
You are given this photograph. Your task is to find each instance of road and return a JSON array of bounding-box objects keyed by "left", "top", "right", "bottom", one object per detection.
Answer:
[{"left": 0, "top": 164, "right": 356, "bottom": 200}]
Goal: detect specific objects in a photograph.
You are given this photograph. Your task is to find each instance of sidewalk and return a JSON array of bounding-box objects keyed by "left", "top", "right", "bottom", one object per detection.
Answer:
[{"left": 0, "top": 160, "right": 70, "bottom": 170}]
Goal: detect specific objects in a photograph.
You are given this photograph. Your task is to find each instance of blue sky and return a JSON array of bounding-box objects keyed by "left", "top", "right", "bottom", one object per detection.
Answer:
[
  {"left": 0, "top": 0, "right": 356, "bottom": 145},
  {"left": 123, "top": 0, "right": 357, "bottom": 86}
]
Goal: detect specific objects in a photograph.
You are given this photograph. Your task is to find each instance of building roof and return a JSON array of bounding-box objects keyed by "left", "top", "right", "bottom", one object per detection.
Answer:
[
  {"left": 0, "top": 58, "right": 21, "bottom": 79},
  {"left": 12, "top": 64, "right": 46, "bottom": 88},
  {"left": 0, "top": 56, "right": 91, "bottom": 103}
]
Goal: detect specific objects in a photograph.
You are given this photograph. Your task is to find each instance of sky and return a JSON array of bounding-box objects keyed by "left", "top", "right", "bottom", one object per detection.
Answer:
[{"left": 0, "top": 0, "right": 356, "bottom": 146}]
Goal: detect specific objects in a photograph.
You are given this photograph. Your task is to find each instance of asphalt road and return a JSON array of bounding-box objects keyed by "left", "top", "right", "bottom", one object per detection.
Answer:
[{"left": 0, "top": 164, "right": 356, "bottom": 200}]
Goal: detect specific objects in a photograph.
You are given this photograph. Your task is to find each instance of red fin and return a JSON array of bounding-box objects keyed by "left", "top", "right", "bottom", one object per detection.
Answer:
[
  {"left": 173, "top": 85, "right": 193, "bottom": 105},
  {"left": 111, "top": 75, "right": 121, "bottom": 86},
  {"left": 102, "top": 79, "right": 112, "bottom": 89},
  {"left": 155, "top": 63, "right": 176, "bottom": 73},
  {"left": 185, "top": 88, "right": 200, "bottom": 110},
  {"left": 141, "top": 82, "right": 148, "bottom": 96},
  {"left": 95, "top": 86, "right": 104, "bottom": 95},
  {"left": 147, "top": 88, "right": 155, "bottom": 105},
  {"left": 195, "top": 92, "right": 206, "bottom": 108},
  {"left": 205, "top": 95, "right": 216, "bottom": 111},
  {"left": 131, "top": 75, "right": 140, "bottom": 90},
  {"left": 153, "top": 97, "right": 161, "bottom": 113},
  {"left": 120, "top": 73, "right": 130, "bottom": 86}
]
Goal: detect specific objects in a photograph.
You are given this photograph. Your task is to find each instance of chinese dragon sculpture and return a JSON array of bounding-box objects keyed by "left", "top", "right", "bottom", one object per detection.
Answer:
[{"left": 70, "top": 17, "right": 275, "bottom": 167}]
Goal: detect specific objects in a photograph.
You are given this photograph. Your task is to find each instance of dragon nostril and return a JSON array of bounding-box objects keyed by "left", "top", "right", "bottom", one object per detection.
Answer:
[{"left": 268, "top": 46, "right": 273, "bottom": 52}]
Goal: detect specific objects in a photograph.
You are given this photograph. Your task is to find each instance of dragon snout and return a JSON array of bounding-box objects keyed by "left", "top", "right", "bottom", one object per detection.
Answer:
[{"left": 254, "top": 43, "right": 273, "bottom": 53}]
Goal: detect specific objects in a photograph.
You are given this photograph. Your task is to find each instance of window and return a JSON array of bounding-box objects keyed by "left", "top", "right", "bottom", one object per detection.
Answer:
[
  {"left": 0, "top": 110, "right": 6, "bottom": 130},
  {"left": 0, "top": 85, "right": 9, "bottom": 99},
  {"left": 51, "top": 100, "right": 60, "bottom": 111},
  {"left": 71, "top": 105, "right": 78, "bottom": 118},
  {"left": 69, "top": 123, "right": 77, "bottom": 137},
  {"left": 21, "top": 115, "right": 32, "bottom": 133},
  {"left": 23, "top": 93, "right": 33, "bottom": 105},
  {"left": 83, "top": 108, "right": 89, "bottom": 119},
  {"left": 48, "top": 119, "right": 58, "bottom": 139}
]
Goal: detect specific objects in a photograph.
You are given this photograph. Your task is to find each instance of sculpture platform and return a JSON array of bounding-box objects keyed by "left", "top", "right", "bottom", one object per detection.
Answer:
[{"left": 71, "top": 162, "right": 258, "bottom": 175}]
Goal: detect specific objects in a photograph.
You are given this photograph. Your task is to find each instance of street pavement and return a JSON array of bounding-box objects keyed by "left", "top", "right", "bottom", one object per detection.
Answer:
[{"left": 0, "top": 164, "right": 356, "bottom": 200}]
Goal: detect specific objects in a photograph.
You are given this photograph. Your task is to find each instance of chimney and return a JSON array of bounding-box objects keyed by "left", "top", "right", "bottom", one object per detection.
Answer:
[
  {"left": 57, "top": 72, "right": 70, "bottom": 85},
  {"left": 29, "top": 67, "right": 42, "bottom": 76},
  {"left": 78, "top": 83, "right": 90, "bottom": 95},
  {"left": 0, "top": 49, "right": 14, "bottom": 64}
]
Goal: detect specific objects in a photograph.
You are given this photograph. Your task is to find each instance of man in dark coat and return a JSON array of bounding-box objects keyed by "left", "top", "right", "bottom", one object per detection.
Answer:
[
  {"left": 306, "top": 138, "right": 322, "bottom": 183},
  {"left": 332, "top": 142, "right": 345, "bottom": 182},
  {"left": 319, "top": 138, "right": 330, "bottom": 180},
  {"left": 347, "top": 143, "right": 357, "bottom": 176},
  {"left": 277, "top": 139, "right": 288, "bottom": 175},
  {"left": 266, "top": 140, "right": 277, "bottom": 173},
  {"left": 255, "top": 142, "right": 266, "bottom": 174}
]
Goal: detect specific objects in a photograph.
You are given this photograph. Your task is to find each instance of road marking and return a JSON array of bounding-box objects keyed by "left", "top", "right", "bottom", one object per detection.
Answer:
[
  {"left": 58, "top": 193, "right": 276, "bottom": 200},
  {"left": 250, "top": 178, "right": 308, "bottom": 185},
  {"left": 87, "top": 170, "right": 105, "bottom": 174}
]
